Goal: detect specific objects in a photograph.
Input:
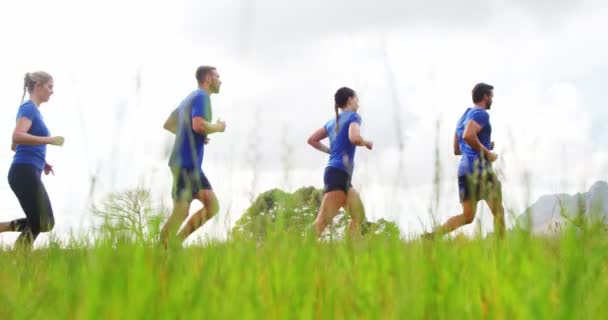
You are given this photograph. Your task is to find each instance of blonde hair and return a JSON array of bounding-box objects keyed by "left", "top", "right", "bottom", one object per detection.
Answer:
[{"left": 21, "top": 71, "right": 53, "bottom": 104}]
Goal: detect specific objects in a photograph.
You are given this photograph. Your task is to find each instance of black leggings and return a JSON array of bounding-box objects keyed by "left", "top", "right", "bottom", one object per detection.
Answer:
[{"left": 7, "top": 164, "right": 55, "bottom": 246}]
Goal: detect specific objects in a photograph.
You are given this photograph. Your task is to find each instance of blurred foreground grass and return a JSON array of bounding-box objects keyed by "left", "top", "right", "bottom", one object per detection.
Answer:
[{"left": 1, "top": 225, "right": 607, "bottom": 319}]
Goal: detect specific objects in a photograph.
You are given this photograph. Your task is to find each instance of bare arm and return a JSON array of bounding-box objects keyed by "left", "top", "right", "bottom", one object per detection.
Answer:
[
  {"left": 163, "top": 108, "right": 215, "bottom": 143},
  {"left": 348, "top": 123, "right": 373, "bottom": 149},
  {"left": 463, "top": 120, "right": 495, "bottom": 161},
  {"left": 11, "top": 142, "right": 16, "bottom": 152},
  {"left": 163, "top": 108, "right": 179, "bottom": 134},
  {"left": 453, "top": 133, "right": 461, "bottom": 155},
  {"left": 307, "top": 127, "right": 330, "bottom": 154},
  {"left": 192, "top": 117, "right": 226, "bottom": 135},
  {"left": 13, "top": 117, "right": 53, "bottom": 146}
]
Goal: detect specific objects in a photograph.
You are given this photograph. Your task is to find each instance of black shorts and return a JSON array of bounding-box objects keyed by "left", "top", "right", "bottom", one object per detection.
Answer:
[
  {"left": 323, "top": 167, "right": 352, "bottom": 194},
  {"left": 458, "top": 170, "right": 502, "bottom": 203},
  {"left": 171, "top": 167, "right": 212, "bottom": 201}
]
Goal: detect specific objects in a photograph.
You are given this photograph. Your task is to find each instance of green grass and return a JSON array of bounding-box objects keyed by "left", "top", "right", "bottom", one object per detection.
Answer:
[{"left": 1, "top": 227, "right": 607, "bottom": 319}]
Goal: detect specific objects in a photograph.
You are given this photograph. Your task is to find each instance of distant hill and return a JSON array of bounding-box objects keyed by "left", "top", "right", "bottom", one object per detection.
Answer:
[{"left": 518, "top": 181, "right": 608, "bottom": 233}]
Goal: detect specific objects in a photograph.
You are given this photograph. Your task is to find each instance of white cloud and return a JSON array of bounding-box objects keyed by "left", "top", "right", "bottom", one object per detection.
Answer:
[{"left": 1, "top": 0, "right": 607, "bottom": 244}]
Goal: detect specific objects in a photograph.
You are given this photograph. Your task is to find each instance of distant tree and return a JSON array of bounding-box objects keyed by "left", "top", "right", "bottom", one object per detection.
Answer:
[
  {"left": 92, "top": 188, "right": 164, "bottom": 243},
  {"left": 231, "top": 187, "right": 321, "bottom": 241},
  {"left": 232, "top": 186, "right": 400, "bottom": 241},
  {"left": 362, "top": 218, "right": 401, "bottom": 238}
]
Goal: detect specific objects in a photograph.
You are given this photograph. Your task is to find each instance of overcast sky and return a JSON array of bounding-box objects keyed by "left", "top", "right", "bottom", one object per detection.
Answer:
[{"left": 1, "top": 0, "right": 607, "bottom": 244}]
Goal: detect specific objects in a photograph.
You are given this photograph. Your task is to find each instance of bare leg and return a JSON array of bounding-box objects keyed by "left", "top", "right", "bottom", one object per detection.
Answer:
[
  {"left": 1, "top": 219, "right": 28, "bottom": 234},
  {"left": 160, "top": 199, "right": 191, "bottom": 248},
  {"left": 0, "top": 222, "right": 11, "bottom": 233},
  {"left": 177, "top": 190, "right": 219, "bottom": 241},
  {"left": 434, "top": 200, "right": 477, "bottom": 236},
  {"left": 486, "top": 199, "right": 505, "bottom": 239},
  {"left": 345, "top": 188, "right": 365, "bottom": 238},
  {"left": 314, "top": 191, "right": 347, "bottom": 236},
  {"left": 485, "top": 176, "right": 505, "bottom": 239}
]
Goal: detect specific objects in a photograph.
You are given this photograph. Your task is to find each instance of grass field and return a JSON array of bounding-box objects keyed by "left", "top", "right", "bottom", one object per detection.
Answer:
[{"left": 1, "top": 225, "right": 607, "bottom": 319}]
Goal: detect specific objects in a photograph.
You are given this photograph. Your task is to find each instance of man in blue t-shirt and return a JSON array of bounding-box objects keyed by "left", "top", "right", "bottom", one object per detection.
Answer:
[
  {"left": 426, "top": 83, "right": 505, "bottom": 239},
  {"left": 160, "top": 66, "right": 227, "bottom": 247}
]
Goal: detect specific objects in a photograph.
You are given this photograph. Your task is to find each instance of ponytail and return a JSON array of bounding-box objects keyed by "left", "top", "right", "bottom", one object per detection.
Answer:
[{"left": 21, "top": 73, "right": 31, "bottom": 104}]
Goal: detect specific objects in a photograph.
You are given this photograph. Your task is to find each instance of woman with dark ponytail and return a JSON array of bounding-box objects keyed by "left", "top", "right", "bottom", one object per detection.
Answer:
[
  {"left": 307, "top": 87, "right": 373, "bottom": 237},
  {"left": 0, "top": 71, "right": 65, "bottom": 247}
]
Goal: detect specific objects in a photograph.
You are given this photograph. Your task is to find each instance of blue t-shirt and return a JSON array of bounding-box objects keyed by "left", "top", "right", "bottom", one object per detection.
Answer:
[
  {"left": 324, "top": 111, "right": 362, "bottom": 176},
  {"left": 456, "top": 107, "right": 492, "bottom": 176},
  {"left": 12, "top": 100, "right": 50, "bottom": 170},
  {"left": 168, "top": 89, "right": 211, "bottom": 170}
]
